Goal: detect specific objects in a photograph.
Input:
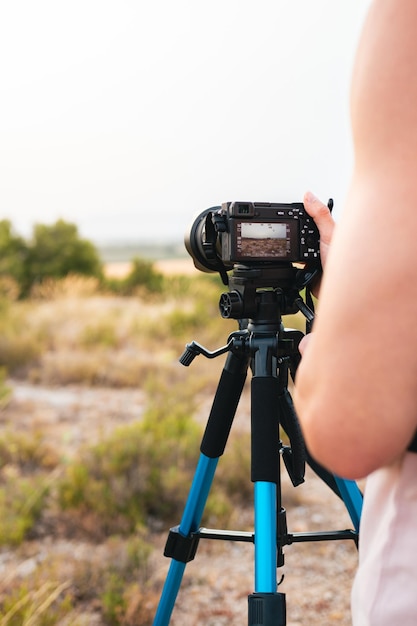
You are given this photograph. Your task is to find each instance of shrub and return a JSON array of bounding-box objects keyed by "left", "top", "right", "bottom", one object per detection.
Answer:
[
  {"left": 104, "top": 257, "right": 164, "bottom": 296},
  {"left": 0, "top": 428, "right": 59, "bottom": 547},
  {"left": 21, "top": 220, "right": 103, "bottom": 296},
  {"left": 0, "top": 429, "right": 58, "bottom": 471},
  {"left": 0, "top": 475, "right": 50, "bottom": 546},
  {"left": 124, "top": 256, "right": 164, "bottom": 293},
  {"left": 0, "top": 304, "right": 44, "bottom": 374},
  {"left": 0, "top": 220, "right": 28, "bottom": 294}
]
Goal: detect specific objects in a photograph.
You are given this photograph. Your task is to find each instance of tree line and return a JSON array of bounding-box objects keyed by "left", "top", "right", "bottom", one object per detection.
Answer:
[{"left": 0, "top": 218, "right": 163, "bottom": 297}]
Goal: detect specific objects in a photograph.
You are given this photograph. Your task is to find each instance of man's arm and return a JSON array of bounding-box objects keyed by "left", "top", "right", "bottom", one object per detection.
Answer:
[{"left": 294, "top": 0, "right": 417, "bottom": 480}]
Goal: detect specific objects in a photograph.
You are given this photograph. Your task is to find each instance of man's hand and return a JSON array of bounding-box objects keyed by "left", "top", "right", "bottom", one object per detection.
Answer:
[
  {"left": 303, "top": 191, "right": 335, "bottom": 269},
  {"left": 299, "top": 192, "right": 336, "bottom": 352}
]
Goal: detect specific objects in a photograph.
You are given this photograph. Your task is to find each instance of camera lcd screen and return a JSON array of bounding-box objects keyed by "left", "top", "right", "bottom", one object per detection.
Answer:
[{"left": 237, "top": 222, "right": 291, "bottom": 258}]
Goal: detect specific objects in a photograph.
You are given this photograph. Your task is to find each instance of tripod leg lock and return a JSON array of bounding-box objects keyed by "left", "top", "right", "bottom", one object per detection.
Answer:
[
  {"left": 163, "top": 526, "right": 200, "bottom": 563},
  {"left": 248, "top": 593, "right": 286, "bottom": 626}
]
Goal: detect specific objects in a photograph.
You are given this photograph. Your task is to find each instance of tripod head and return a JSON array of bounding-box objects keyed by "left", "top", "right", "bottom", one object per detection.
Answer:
[{"left": 218, "top": 262, "right": 317, "bottom": 325}]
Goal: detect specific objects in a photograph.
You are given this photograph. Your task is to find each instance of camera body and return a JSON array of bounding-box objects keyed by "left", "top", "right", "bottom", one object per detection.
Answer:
[{"left": 216, "top": 201, "right": 320, "bottom": 265}]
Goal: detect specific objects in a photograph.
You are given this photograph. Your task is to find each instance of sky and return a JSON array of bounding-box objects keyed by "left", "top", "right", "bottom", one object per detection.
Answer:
[
  {"left": 241, "top": 223, "right": 287, "bottom": 240},
  {"left": 0, "top": 0, "right": 372, "bottom": 245}
]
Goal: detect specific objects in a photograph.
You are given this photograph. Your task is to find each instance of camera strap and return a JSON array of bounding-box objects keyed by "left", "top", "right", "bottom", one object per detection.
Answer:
[{"left": 305, "top": 285, "right": 315, "bottom": 334}]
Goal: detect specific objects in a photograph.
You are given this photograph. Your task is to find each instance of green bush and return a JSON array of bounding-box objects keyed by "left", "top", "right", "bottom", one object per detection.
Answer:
[
  {"left": 0, "top": 475, "right": 50, "bottom": 545},
  {"left": 0, "top": 218, "right": 104, "bottom": 297},
  {"left": 104, "top": 257, "right": 164, "bottom": 296},
  {"left": 0, "top": 429, "right": 58, "bottom": 471},
  {"left": 0, "top": 303, "right": 44, "bottom": 374},
  {"left": 0, "top": 428, "right": 59, "bottom": 546},
  {"left": 0, "top": 220, "right": 28, "bottom": 294},
  {"left": 123, "top": 256, "right": 164, "bottom": 293},
  {"left": 22, "top": 220, "right": 103, "bottom": 295}
]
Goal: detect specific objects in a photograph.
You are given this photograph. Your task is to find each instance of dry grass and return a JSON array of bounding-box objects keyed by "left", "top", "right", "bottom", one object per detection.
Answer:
[
  {"left": 1, "top": 272, "right": 238, "bottom": 389},
  {"left": 0, "top": 272, "right": 352, "bottom": 625},
  {"left": 0, "top": 272, "right": 253, "bottom": 623}
]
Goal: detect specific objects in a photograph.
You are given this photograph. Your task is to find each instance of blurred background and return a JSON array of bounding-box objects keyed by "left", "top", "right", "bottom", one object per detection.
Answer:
[{"left": 1, "top": 0, "right": 371, "bottom": 248}]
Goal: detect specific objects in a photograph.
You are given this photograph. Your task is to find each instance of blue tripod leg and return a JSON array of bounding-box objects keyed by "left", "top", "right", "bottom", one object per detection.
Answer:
[
  {"left": 153, "top": 350, "right": 249, "bottom": 626},
  {"left": 306, "top": 452, "right": 363, "bottom": 536},
  {"left": 254, "top": 481, "right": 278, "bottom": 592},
  {"left": 333, "top": 475, "right": 363, "bottom": 534},
  {"left": 153, "top": 453, "right": 218, "bottom": 626}
]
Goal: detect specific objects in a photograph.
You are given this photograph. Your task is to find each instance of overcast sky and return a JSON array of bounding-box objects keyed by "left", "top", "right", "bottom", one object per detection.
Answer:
[{"left": 0, "top": 1, "right": 372, "bottom": 244}]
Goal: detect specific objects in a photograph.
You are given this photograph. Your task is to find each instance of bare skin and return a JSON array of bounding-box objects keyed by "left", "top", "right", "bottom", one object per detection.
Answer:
[{"left": 294, "top": 0, "right": 417, "bottom": 480}]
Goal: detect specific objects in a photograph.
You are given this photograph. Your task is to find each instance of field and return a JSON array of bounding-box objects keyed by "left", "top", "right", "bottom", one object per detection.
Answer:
[
  {"left": 0, "top": 267, "right": 359, "bottom": 625},
  {"left": 104, "top": 258, "right": 199, "bottom": 279},
  {"left": 240, "top": 238, "right": 288, "bottom": 258}
]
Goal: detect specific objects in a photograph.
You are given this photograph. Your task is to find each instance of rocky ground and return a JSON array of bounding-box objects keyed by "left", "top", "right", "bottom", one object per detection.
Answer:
[{"left": 1, "top": 381, "right": 361, "bottom": 625}]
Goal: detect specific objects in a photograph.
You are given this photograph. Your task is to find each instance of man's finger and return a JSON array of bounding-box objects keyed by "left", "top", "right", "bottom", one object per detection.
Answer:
[{"left": 303, "top": 191, "right": 335, "bottom": 244}]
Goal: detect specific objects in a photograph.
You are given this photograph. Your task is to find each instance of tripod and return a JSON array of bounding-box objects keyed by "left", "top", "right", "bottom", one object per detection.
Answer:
[{"left": 153, "top": 265, "right": 363, "bottom": 626}]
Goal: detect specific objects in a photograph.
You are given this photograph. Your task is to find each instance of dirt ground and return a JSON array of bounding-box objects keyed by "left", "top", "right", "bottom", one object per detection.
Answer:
[
  {"left": 2, "top": 381, "right": 361, "bottom": 625},
  {"left": 152, "top": 467, "right": 360, "bottom": 626}
]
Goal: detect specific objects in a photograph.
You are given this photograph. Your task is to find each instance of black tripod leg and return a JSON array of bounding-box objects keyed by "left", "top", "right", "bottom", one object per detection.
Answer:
[
  {"left": 153, "top": 350, "right": 248, "bottom": 626},
  {"left": 200, "top": 349, "right": 249, "bottom": 458}
]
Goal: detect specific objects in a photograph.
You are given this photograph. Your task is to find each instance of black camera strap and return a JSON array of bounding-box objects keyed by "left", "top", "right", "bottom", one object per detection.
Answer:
[{"left": 305, "top": 285, "right": 315, "bottom": 334}]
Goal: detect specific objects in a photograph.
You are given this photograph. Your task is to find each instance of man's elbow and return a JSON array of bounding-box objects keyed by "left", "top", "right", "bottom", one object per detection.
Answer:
[
  {"left": 294, "top": 394, "right": 377, "bottom": 480},
  {"left": 302, "top": 427, "right": 373, "bottom": 481}
]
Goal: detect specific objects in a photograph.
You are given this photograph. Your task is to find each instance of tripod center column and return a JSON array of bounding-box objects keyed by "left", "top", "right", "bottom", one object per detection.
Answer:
[{"left": 250, "top": 327, "right": 281, "bottom": 593}]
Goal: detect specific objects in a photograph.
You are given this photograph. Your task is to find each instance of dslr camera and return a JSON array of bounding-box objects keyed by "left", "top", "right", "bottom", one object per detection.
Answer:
[{"left": 185, "top": 201, "right": 321, "bottom": 276}]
